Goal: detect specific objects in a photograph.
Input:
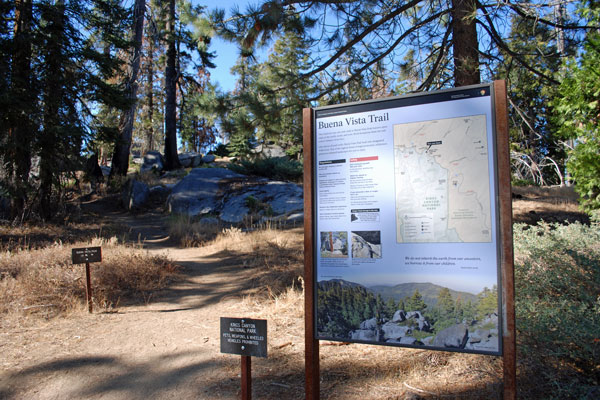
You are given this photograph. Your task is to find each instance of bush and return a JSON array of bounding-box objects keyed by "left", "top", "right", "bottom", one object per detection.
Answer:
[
  {"left": 228, "top": 157, "right": 302, "bottom": 182},
  {"left": 212, "top": 143, "right": 230, "bottom": 157},
  {"left": 513, "top": 221, "right": 600, "bottom": 397}
]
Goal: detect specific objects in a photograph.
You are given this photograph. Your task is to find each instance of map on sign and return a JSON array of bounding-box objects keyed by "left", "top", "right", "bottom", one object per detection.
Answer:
[{"left": 393, "top": 115, "right": 492, "bottom": 243}]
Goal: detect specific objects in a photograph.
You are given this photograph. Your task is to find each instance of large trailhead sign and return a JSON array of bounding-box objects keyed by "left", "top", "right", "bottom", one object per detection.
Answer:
[{"left": 312, "top": 84, "right": 503, "bottom": 355}]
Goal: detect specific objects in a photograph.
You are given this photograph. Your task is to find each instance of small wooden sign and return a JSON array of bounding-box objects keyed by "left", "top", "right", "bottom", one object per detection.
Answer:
[
  {"left": 72, "top": 247, "right": 102, "bottom": 264},
  {"left": 220, "top": 317, "right": 267, "bottom": 358}
]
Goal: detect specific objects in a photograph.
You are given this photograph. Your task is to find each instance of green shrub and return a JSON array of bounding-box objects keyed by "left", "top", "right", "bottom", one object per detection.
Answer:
[
  {"left": 212, "top": 143, "right": 230, "bottom": 157},
  {"left": 513, "top": 221, "right": 600, "bottom": 397},
  {"left": 228, "top": 157, "right": 303, "bottom": 182}
]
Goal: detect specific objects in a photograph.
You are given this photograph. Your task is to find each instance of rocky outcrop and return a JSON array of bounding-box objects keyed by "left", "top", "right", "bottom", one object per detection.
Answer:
[
  {"left": 167, "top": 168, "right": 244, "bottom": 216},
  {"left": 179, "top": 152, "right": 203, "bottom": 168},
  {"left": 202, "top": 154, "right": 216, "bottom": 164},
  {"left": 121, "top": 179, "right": 149, "bottom": 210},
  {"left": 348, "top": 309, "right": 498, "bottom": 351},
  {"left": 141, "top": 151, "right": 165, "bottom": 173},
  {"left": 433, "top": 324, "right": 469, "bottom": 348},
  {"left": 351, "top": 233, "right": 382, "bottom": 258},
  {"left": 465, "top": 313, "right": 499, "bottom": 351},
  {"left": 166, "top": 167, "right": 303, "bottom": 224},
  {"left": 350, "top": 309, "right": 431, "bottom": 345}
]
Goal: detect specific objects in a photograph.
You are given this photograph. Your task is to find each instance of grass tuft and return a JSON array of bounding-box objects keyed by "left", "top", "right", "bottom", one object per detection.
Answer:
[{"left": 0, "top": 236, "right": 181, "bottom": 318}]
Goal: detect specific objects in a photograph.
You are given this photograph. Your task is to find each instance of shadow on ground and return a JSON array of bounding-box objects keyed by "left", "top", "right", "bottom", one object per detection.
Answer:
[{"left": 0, "top": 347, "right": 507, "bottom": 400}]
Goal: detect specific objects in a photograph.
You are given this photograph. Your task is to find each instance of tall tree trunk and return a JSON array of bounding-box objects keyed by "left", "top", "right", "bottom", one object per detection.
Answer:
[
  {"left": 144, "top": 32, "right": 154, "bottom": 153},
  {"left": 451, "top": 0, "right": 480, "bottom": 87},
  {"left": 110, "top": 0, "right": 146, "bottom": 176},
  {"left": 9, "top": 0, "right": 33, "bottom": 218},
  {"left": 163, "top": 0, "right": 180, "bottom": 170},
  {"left": 39, "top": 1, "right": 66, "bottom": 220}
]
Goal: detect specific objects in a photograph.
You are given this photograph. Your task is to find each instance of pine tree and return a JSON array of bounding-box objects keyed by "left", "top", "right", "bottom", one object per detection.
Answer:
[
  {"left": 406, "top": 289, "right": 427, "bottom": 312},
  {"left": 254, "top": 22, "right": 314, "bottom": 158},
  {"left": 111, "top": 0, "right": 146, "bottom": 177}
]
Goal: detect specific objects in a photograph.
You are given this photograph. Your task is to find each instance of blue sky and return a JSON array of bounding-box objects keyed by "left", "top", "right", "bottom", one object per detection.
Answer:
[{"left": 203, "top": 1, "right": 257, "bottom": 93}]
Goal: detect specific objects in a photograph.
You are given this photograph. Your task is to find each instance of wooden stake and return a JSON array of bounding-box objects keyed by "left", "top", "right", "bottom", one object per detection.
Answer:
[
  {"left": 85, "top": 262, "right": 93, "bottom": 313},
  {"left": 241, "top": 355, "right": 251, "bottom": 400}
]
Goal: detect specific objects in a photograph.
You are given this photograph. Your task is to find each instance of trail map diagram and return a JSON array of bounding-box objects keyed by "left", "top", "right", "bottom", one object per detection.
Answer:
[{"left": 393, "top": 115, "right": 492, "bottom": 243}]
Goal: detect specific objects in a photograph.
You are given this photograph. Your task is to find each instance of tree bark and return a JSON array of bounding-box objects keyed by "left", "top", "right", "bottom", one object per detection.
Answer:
[
  {"left": 110, "top": 0, "right": 146, "bottom": 176},
  {"left": 9, "top": 0, "right": 33, "bottom": 217},
  {"left": 144, "top": 30, "right": 154, "bottom": 154},
  {"left": 164, "top": 0, "right": 180, "bottom": 170},
  {"left": 39, "top": 1, "right": 66, "bottom": 220},
  {"left": 451, "top": 0, "right": 480, "bottom": 86}
]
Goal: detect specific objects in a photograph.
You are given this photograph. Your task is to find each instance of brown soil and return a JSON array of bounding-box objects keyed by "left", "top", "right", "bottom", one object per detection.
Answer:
[{"left": 0, "top": 185, "right": 587, "bottom": 399}]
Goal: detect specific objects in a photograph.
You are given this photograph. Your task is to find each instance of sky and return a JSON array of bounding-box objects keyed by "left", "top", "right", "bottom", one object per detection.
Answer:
[{"left": 202, "top": 1, "right": 257, "bottom": 93}]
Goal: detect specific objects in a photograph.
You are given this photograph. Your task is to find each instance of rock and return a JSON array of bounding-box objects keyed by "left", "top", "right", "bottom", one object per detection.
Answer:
[
  {"left": 381, "top": 322, "right": 412, "bottom": 340},
  {"left": 468, "top": 329, "right": 490, "bottom": 344},
  {"left": 167, "top": 168, "right": 244, "bottom": 217},
  {"left": 351, "top": 329, "right": 377, "bottom": 341},
  {"left": 392, "top": 310, "right": 406, "bottom": 323},
  {"left": 406, "top": 311, "right": 423, "bottom": 320},
  {"left": 466, "top": 336, "right": 498, "bottom": 351},
  {"left": 286, "top": 212, "right": 304, "bottom": 223},
  {"left": 141, "top": 150, "right": 164, "bottom": 173},
  {"left": 399, "top": 337, "right": 420, "bottom": 345},
  {"left": 417, "top": 318, "right": 431, "bottom": 332},
  {"left": 100, "top": 165, "right": 111, "bottom": 177},
  {"left": 202, "top": 154, "right": 216, "bottom": 163},
  {"left": 191, "top": 155, "right": 203, "bottom": 167},
  {"left": 422, "top": 336, "right": 434, "bottom": 345},
  {"left": 149, "top": 185, "right": 172, "bottom": 203},
  {"left": 360, "top": 318, "right": 378, "bottom": 330},
  {"left": 481, "top": 313, "right": 498, "bottom": 326},
  {"left": 351, "top": 233, "right": 382, "bottom": 258},
  {"left": 121, "top": 179, "right": 149, "bottom": 210},
  {"left": 219, "top": 194, "right": 250, "bottom": 223},
  {"left": 179, "top": 152, "right": 203, "bottom": 168},
  {"left": 220, "top": 180, "right": 303, "bottom": 223},
  {"left": 433, "top": 324, "right": 468, "bottom": 348},
  {"left": 264, "top": 181, "right": 303, "bottom": 214},
  {"left": 252, "top": 143, "right": 286, "bottom": 158},
  {"left": 167, "top": 167, "right": 304, "bottom": 224}
]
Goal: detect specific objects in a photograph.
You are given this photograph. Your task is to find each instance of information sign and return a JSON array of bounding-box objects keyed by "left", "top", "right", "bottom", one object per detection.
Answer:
[
  {"left": 72, "top": 247, "right": 102, "bottom": 264},
  {"left": 220, "top": 318, "right": 267, "bottom": 358},
  {"left": 312, "top": 84, "right": 502, "bottom": 355}
]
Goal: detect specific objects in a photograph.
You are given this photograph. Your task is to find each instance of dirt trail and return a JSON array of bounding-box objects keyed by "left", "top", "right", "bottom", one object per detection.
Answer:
[{"left": 0, "top": 209, "right": 299, "bottom": 400}]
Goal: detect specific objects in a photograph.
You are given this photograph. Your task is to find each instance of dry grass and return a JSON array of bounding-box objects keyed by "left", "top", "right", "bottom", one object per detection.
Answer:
[
  {"left": 0, "top": 236, "right": 181, "bottom": 318},
  {"left": 166, "top": 214, "right": 223, "bottom": 247},
  {"left": 0, "top": 221, "right": 129, "bottom": 252},
  {"left": 512, "top": 185, "right": 589, "bottom": 225},
  {"left": 196, "top": 225, "right": 304, "bottom": 296}
]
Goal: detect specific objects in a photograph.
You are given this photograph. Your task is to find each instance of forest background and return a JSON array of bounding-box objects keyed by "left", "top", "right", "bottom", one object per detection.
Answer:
[{"left": 1, "top": 0, "right": 600, "bottom": 220}]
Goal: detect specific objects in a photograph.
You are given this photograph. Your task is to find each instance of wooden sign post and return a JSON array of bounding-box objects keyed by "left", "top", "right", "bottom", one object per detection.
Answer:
[
  {"left": 220, "top": 317, "right": 268, "bottom": 400},
  {"left": 71, "top": 246, "right": 102, "bottom": 313}
]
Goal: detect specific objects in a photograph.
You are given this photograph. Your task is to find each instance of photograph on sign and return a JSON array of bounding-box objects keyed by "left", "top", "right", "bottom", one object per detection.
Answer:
[{"left": 313, "top": 84, "right": 502, "bottom": 355}]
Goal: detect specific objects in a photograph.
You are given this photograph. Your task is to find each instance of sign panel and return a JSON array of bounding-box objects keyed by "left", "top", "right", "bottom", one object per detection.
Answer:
[
  {"left": 220, "top": 318, "right": 267, "bottom": 358},
  {"left": 72, "top": 247, "right": 102, "bottom": 264},
  {"left": 313, "top": 84, "right": 502, "bottom": 355}
]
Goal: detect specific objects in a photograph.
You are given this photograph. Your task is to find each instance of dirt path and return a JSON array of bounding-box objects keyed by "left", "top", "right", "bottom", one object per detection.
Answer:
[{"left": 0, "top": 210, "right": 304, "bottom": 400}]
